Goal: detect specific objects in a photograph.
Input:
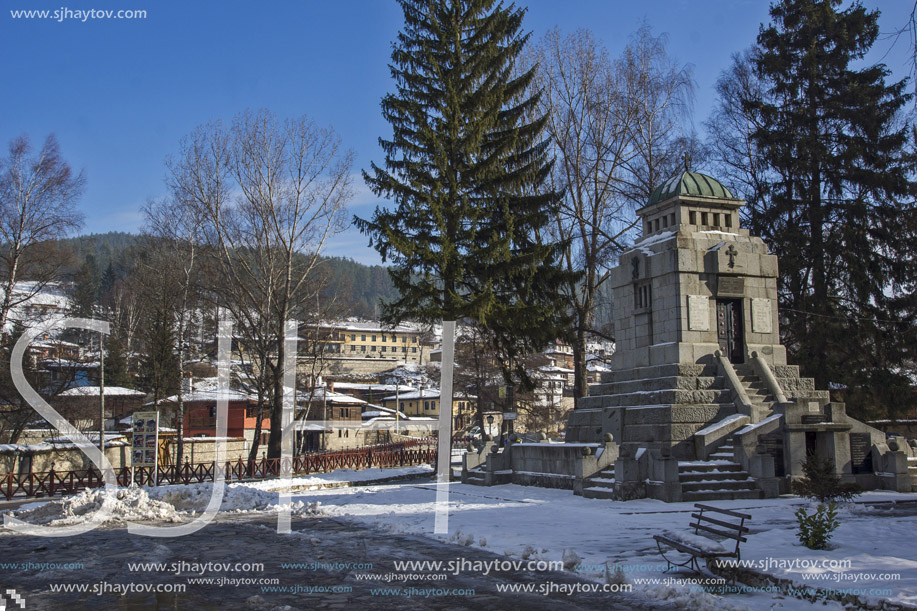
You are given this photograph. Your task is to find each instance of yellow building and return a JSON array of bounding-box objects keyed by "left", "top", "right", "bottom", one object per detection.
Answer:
[
  {"left": 301, "top": 321, "right": 433, "bottom": 364},
  {"left": 380, "top": 389, "right": 475, "bottom": 430}
]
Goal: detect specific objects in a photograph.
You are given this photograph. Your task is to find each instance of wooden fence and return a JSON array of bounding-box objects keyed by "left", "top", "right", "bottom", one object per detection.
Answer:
[{"left": 0, "top": 439, "right": 437, "bottom": 500}]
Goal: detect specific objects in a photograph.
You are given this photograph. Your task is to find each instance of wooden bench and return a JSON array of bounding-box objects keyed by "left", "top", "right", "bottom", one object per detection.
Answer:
[{"left": 653, "top": 503, "right": 752, "bottom": 574}]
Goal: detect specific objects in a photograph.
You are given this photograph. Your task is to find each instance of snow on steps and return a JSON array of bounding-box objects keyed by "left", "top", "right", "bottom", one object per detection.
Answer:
[
  {"left": 707, "top": 442, "right": 735, "bottom": 461},
  {"left": 678, "top": 457, "right": 763, "bottom": 502},
  {"left": 464, "top": 468, "right": 487, "bottom": 486},
  {"left": 581, "top": 465, "right": 616, "bottom": 500}
]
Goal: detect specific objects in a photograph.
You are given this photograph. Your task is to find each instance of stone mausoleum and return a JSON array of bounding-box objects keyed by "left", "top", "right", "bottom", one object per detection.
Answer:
[{"left": 464, "top": 170, "right": 917, "bottom": 501}]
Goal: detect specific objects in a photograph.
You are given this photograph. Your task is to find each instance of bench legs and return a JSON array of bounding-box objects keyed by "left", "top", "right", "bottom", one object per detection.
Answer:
[{"left": 655, "top": 539, "right": 703, "bottom": 573}]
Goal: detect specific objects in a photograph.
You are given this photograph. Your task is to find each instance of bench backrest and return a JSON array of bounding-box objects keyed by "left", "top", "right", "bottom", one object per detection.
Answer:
[{"left": 690, "top": 503, "right": 751, "bottom": 556}]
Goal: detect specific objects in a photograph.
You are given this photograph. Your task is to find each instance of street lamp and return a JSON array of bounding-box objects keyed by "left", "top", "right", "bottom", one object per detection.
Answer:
[{"left": 486, "top": 415, "right": 494, "bottom": 441}]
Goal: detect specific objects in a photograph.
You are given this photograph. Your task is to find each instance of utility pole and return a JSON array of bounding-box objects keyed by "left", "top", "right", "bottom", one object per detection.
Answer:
[
  {"left": 98, "top": 332, "right": 105, "bottom": 456},
  {"left": 321, "top": 377, "right": 327, "bottom": 451}
]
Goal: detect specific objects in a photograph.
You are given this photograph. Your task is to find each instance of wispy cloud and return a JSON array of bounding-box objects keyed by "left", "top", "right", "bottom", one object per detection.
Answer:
[
  {"left": 322, "top": 227, "right": 385, "bottom": 266},
  {"left": 346, "top": 173, "right": 393, "bottom": 213}
]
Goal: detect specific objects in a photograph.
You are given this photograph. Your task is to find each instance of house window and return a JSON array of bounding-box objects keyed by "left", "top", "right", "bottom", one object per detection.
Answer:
[
  {"left": 670, "top": 213, "right": 675, "bottom": 226},
  {"left": 338, "top": 430, "right": 342, "bottom": 438},
  {"left": 381, "top": 346, "right": 387, "bottom": 352},
  {"left": 370, "top": 345, "right": 376, "bottom": 352},
  {"left": 689, "top": 210, "right": 697, "bottom": 225},
  {"left": 662, "top": 215, "right": 668, "bottom": 228},
  {"left": 381, "top": 335, "right": 386, "bottom": 342},
  {"left": 424, "top": 401, "right": 429, "bottom": 411},
  {"left": 713, "top": 213, "right": 720, "bottom": 227},
  {"left": 725, "top": 214, "right": 732, "bottom": 228},
  {"left": 246, "top": 406, "right": 256, "bottom": 418},
  {"left": 361, "top": 345, "right": 366, "bottom": 352},
  {"left": 371, "top": 335, "right": 376, "bottom": 342},
  {"left": 412, "top": 347, "right": 417, "bottom": 353},
  {"left": 701, "top": 212, "right": 708, "bottom": 226},
  {"left": 654, "top": 218, "right": 660, "bottom": 232},
  {"left": 361, "top": 334, "right": 366, "bottom": 341},
  {"left": 391, "top": 335, "right": 397, "bottom": 342},
  {"left": 350, "top": 345, "right": 355, "bottom": 352},
  {"left": 402, "top": 346, "right": 407, "bottom": 353},
  {"left": 412, "top": 337, "right": 417, "bottom": 343},
  {"left": 402, "top": 337, "right": 407, "bottom": 343}
]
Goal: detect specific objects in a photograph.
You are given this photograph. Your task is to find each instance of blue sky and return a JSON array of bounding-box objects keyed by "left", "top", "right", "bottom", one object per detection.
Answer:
[{"left": 2, "top": 0, "right": 913, "bottom": 265}]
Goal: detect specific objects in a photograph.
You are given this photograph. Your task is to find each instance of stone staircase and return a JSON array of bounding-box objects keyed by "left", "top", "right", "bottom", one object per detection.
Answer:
[
  {"left": 581, "top": 465, "right": 616, "bottom": 499},
  {"left": 678, "top": 441, "right": 763, "bottom": 501},
  {"left": 733, "top": 364, "right": 776, "bottom": 420},
  {"left": 909, "top": 457, "right": 917, "bottom": 490},
  {"left": 464, "top": 468, "right": 487, "bottom": 486}
]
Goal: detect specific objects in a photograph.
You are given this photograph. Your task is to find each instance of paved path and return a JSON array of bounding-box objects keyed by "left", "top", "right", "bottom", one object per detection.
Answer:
[{"left": 0, "top": 514, "right": 672, "bottom": 610}]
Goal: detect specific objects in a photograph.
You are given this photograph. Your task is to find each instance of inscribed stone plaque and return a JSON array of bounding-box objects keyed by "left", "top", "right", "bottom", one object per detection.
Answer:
[
  {"left": 751, "top": 298, "right": 772, "bottom": 333},
  {"left": 850, "top": 433, "right": 873, "bottom": 474},
  {"left": 687, "top": 295, "right": 709, "bottom": 331},
  {"left": 717, "top": 276, "right": 744, "bottom": 297}
]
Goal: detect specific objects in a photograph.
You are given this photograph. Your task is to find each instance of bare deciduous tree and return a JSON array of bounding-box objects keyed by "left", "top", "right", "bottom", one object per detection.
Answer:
[
  {"left": 529, "top": 26, "right": 694, "bottom": 397},
  {"left": 143, "top": 196, "right": 205, "bottom": 465},
  {"left": 166, "top": 109, "right": 354, "bottom": 460},
  {"left": 704, "top": 50, "right": 770, "bottom": 226},
  {"left": 0, "top": 134, "right": 84, "bottom": 337}
]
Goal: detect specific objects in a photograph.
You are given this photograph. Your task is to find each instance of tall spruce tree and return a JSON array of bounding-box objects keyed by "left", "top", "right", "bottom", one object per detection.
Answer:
[
  {"left": 725, "top": 0, "right": 917, "bottom": 418},
  {"left": 71, "top": 253, "right": 101, "bottom": 318},
  {"left": 355, "top": 0, "right": 573, "bottom": 386},
  {"left": 103, "top": 331, "right": 132, "bottom": 388}
]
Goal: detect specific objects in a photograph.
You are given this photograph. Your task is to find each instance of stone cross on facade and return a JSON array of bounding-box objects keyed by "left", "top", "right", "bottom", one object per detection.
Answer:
[{"left": 726, "top": 244, "right": 738, "bottom": 269}]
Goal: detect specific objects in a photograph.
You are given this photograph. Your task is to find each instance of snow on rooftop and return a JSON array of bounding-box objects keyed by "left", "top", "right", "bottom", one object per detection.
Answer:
[
  {"left": 154, "top": 389, "right": 254, "bottom": 404},
  {"left": 298, "top": 388, "right": 367, "bottom": 405},
  {"left": 327, "top": 382, "right": 414, "bottom": 393},
  {"left": 623, "top": 230, "right": 676, "bottom": 257},
  {"left": 380, "top": 388, "right": 475, "bottom": 402},
  {"left": 313, "top": 319, "right": 427, "bottom": 334},
  {"left": 59, "top": 386, "right": 145, "bottom": 397},
  {"left": 362, "top": 403, "right": 407, "bottom": 419}
]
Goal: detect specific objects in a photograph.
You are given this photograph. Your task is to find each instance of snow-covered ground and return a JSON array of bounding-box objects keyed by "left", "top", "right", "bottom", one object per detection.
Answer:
[
  {"left": 296, "top": 482, "right": 917, "bottom": 610},
  {"left": 6, "top": 469, "right": 916, "bottom": 610},
  {"left": 6, "top": 466, "right": 433, "bottom": 526}
]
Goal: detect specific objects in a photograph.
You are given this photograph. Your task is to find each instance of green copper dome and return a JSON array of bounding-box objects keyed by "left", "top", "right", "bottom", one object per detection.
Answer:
[{"left": 647, "top": 171, "right": 734, "bottom": 206}]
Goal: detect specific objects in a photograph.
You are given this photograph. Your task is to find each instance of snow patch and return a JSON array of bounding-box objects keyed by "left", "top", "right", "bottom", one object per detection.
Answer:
[{"left": 11, "top": 487, "right": 182, "bottom": 526}]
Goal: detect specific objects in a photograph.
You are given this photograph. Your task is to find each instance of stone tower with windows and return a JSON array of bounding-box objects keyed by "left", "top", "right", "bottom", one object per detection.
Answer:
[
  {"left": 609, "top": 171, "right": 785, "bottom": 372},
  {"left": 565, "top": 171, "right": 897, "bottom": 502}
]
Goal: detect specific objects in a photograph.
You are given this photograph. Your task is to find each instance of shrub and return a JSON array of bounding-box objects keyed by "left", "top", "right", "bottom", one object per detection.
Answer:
[
  {"left": 795, "top": 503, "right": 839, "bottom": 550},
  {"left": 791, "top": 454, "right": 861, "bottom": 503}
]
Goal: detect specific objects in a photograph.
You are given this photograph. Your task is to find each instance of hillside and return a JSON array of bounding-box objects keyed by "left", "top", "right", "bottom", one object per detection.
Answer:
[{"left": 54, "top": 232, "right": 399, "bottom": 319}]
